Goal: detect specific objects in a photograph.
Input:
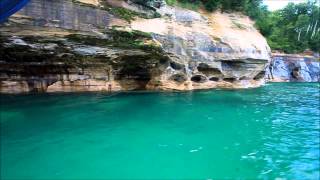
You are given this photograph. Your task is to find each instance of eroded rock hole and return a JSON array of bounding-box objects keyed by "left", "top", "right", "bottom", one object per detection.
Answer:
[
  {"left": 169, "top": 74, "right": 187, "bottom": 83},
  {"left": 197, "top": 63, "right": 210, "bottom": 70},
  {"left": 197, "top": 63, "right": 222, "bottom": 76},
  {"left": 291, "top": 67, "right": 301, "bottom": 79},
  {"left": 209, "top": 77, "right": 220, "bottom": 81},
  {"left": 115, "top": 66, "right": 151, "bottom": 89},
  {"left": 160, "top": 58, "right": 169, "bottom": 65},
  {"left": 223, "top": 77, "right": 237, "bottom": 82},
  {"left": 253, "top": 71, "right": 266, "bottom": 80},
  {"left": 221, "top": 61, "right": 244, "bottom": 71},
  {"left": 191, "top": 75, "right": 207, "bottom": 83},
  {"left": 170, "top": 61, "right": 184, "bottom": 70}
]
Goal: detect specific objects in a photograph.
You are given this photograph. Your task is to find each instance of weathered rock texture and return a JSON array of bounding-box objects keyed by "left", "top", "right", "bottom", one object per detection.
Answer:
[
  {"left": 0, "top": 0, "right": 272, "bottom": 93},
  {"left": 266, "top": 54, "right": 320, "bottom": 82}
]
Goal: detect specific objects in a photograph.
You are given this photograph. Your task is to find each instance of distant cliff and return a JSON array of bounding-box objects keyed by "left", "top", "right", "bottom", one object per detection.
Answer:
[
  {"left": 267, "top": 54, "right": 319, "bottom": 82},
  {"left": 1, "top": 0, "right": 273, "bottom": 93}
]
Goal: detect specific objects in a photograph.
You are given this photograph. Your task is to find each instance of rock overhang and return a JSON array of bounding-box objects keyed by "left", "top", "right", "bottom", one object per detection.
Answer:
[{"left": 0, "top": 0, "right": 275, "bottom": 93}]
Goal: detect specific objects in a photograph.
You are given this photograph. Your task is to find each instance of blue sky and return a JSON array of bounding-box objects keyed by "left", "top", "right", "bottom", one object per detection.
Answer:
[{"left": 263, "top": 0, "right": 308, "bottom": 11}]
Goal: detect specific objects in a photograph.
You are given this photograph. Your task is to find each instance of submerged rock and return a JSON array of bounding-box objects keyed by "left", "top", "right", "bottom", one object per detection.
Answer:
[{"left": 0, "top": 0, "right": 273, "bottom": 93}]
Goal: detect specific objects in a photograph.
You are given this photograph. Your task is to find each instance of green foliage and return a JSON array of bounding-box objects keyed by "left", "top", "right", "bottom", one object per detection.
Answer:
[
  {"left": 165, "top": 0, "right": 201, "bottom": 11},
  {"left": 109, "top": 7, "right": 139, "bottom": 22},
  {"left": 165, "top": 0, "right": 176, "bottom": 6},
  {"left": 165, "top": 0, "right": 253, "bottom": 12},
  {"left": 108, "top": 7, "right": 160, "bottom": 22},
  {"left": 131, "top": 0, "right": 164, "bottom": 9},
  {"left": 66, "top": 29, "right": 161, "bottom": 52},
  {"left": 220, "top": 0, "right": 247, "bottom": 12},
  {"left": 256, "top": 1, "right": 320, "bottom": 53},
  {"left": 203, "top": 0, "right": 220, "bottom": 12},
  {"left": 101, "top": 2, "right": 161, "bottom": 22},
  {"left": 109, "top": 28, "right": 153, "bottom": 39}
]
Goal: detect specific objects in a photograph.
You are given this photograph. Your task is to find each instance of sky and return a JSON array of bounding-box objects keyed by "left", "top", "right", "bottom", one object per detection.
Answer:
[{"left": 263, "top": 0, "right": 308, "bottom": 11}]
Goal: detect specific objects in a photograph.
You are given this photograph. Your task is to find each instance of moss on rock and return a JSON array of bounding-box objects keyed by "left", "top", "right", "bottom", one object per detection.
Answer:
[{"left": 65, "top": 29, "right": 161, "bottom": 52}]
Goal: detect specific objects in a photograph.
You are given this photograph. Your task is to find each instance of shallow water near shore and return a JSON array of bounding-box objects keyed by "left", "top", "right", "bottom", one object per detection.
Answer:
[{"left": 1, "top": 83, "right": 319, "bottom": 179}]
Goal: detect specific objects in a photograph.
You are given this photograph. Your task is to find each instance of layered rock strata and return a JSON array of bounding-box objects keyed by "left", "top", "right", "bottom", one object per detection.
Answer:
[{"left": 0, "top": 0, "right": 272, "bottom": 93}]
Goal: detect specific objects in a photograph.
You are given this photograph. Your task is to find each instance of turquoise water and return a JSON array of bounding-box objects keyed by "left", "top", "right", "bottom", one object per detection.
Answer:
[{"left": 1, "top": 83, "right": 319, "bottom": 179}]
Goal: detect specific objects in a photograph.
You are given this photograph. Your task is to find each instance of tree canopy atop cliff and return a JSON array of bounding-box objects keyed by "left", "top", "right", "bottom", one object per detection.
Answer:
[
  {"left": 262, "top": 1, "right": 319, "bottom": 53},
  {"left": 165, "top": 0, "right": 319, "bottom": 53}
]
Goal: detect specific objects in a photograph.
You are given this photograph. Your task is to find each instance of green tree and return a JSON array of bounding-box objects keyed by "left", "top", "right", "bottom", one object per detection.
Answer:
[
  {"left": 202, "top": 0, "right": 220, "bottom": 11},
  {"left": 255, "top": 0, "right": 319, "bottom": 53}
]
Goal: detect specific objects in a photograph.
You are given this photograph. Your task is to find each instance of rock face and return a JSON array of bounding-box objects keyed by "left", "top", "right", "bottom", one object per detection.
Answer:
[
  {"left": 266, "top": 54, "right": 320, "bottom": 82},
  {"left": 131, "top": 0, "right": 166, "bottom": 9},
  {"left": 0, "top": 0, "right": 272, "bottom": 93}
]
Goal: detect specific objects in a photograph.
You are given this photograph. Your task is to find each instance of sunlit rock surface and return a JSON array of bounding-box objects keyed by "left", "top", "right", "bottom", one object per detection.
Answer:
[{"left": 1, "top": 0, "right": 273, "bottom": 93}]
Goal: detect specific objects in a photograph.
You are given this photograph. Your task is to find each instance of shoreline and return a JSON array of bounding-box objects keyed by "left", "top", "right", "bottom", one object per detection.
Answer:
[{"left": 1, "top": 82, "right": 318, "bottom": 95}]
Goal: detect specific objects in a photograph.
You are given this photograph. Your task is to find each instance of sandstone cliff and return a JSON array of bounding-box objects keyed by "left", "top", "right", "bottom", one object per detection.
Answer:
[{"left": 0, "top": 0, "right": 272, "bottom": 93}]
